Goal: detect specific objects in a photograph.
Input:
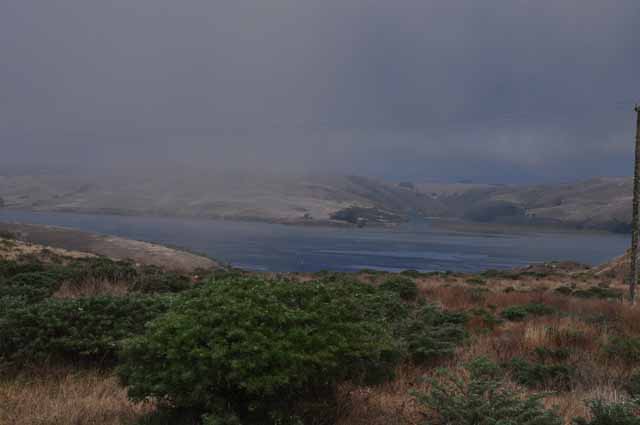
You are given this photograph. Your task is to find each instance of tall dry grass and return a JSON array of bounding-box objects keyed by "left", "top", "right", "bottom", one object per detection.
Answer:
[
  {"left": 0, "top": 368, "right": 153, "bottom": 425},
  {"left": 336, "top": 278, "right": 640, "bottom": 425},
  {"left": 53, "top": 279, "right": 130, "bottom": 299},
  {"left": 2, "top": 272, "right": 637, "bottom": 425}
]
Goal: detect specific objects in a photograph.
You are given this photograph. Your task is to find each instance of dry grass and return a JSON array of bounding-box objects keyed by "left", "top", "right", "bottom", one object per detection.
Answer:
[
  {"left": 336, "top": 274, "right": 639, "bottom": 425},
  {"left": 0, "top": 368, "right": 153, "bottom": 425},
  {"left": 2, "top": 268, "right": 637, "bottom": 425},
  {"left": 53, "top": 278, "right": 130, "bottom": 299},
  {"left": 0, "top": 237, "right": 94, "bottom": 262},
  {"left": 337, "top": 365, "right": 426, "bottom": 425}
]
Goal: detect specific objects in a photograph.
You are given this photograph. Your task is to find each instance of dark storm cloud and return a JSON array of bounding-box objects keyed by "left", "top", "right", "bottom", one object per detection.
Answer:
[{"left": 1, "top": 0, "right": 639, "bottom": 182}]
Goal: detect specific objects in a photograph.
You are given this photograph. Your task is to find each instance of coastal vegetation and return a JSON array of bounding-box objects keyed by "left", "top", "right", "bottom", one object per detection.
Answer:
[{"left": 1, "top": 240, "right": 639, "bottom": 424}]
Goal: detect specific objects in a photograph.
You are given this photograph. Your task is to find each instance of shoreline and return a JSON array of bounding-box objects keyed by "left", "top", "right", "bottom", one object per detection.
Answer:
[
  {"left": 0, "top": 207, "right": 627, "bottom": 234},
  {"left": 0, "top": 221, "right": 219, "bottom": 272}
]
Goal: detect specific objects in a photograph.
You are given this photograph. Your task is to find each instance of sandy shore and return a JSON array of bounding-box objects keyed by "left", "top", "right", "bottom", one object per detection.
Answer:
[{"left": 0, "top": 222, "right": 219, "bottom": 272}]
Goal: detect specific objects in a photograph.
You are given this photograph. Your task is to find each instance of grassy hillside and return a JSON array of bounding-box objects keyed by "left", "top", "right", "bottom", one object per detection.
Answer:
[
  {"left": 0, "top": 172, "right": 634, "bottom": 231},
  {"left": 420, "top": 177, "right": 632, "bottom": 232},
  {"left": 0, "top": 173, "right": 446, "bottom": 226},
  {"left": 1, "top": 236, "right": 639, "bottom": 425}
]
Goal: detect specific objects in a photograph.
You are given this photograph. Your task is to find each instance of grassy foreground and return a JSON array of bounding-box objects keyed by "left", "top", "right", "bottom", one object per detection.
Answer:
[{"left": 1, "top": 235, "right": 639, "bottom": 424}]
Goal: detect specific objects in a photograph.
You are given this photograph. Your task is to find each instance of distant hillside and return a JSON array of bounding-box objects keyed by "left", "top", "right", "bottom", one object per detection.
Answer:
[
  {"left": 0, "top": 173, "right": 633, "bottom": 231},
  {"left": 419, "top": 177, "right": 632, "bottom": 232},
  {"left": 0, "top": 173, "right": 446, "bottom": 227}
]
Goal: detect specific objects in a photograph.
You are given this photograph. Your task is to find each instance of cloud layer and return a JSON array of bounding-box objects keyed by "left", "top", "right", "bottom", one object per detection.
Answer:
[{"left": 2, "top": 0, "right": 639, "bottom": 182}]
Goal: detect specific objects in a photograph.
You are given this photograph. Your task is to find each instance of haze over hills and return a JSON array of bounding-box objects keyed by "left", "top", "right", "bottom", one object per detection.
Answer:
[
  {"left": 0, "top": 172, "right": 633, "bottom": 232},
  {"left": 419, "top": 177, "right": 632, "bottom": 232},
  {"left": 0, "top": 172, "right": 446, "bottom": 226}
]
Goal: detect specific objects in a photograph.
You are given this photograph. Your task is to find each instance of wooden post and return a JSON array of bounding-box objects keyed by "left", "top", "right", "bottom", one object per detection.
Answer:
[{"left": 630, "top": 105, "right": 640, "bottom": 305}]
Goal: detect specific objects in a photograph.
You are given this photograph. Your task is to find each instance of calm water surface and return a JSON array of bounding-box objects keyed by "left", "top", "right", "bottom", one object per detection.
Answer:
[{"left": 0, "top": 210, "right": 629, "bottom": 273}]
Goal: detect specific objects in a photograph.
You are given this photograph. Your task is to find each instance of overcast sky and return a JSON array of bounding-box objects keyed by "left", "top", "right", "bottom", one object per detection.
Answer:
[{"left": 1, "top": 0, "right": 639, "bottom": 183}]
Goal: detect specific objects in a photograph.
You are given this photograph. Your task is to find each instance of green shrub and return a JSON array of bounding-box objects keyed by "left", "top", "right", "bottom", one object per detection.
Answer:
[
  {"left": 0, "top": 295, "right": 172, "bottom": 364},
  {"left": 555, "top": 286, "right": 573, "bottom": 296},
  {"left": 201, "top": 412, "right": 245, "bottom": 425},
  {"left": 501, "top": 303, "right": 556, "bottom": 321},
  {"left": 0, "top": 259, "right": 46, "bottom": 278},
  {"left": 402, "top": 303, "right": 467, "bottom": 363},
  {"left": 118, "top": 278, "right": 401, "bottom": 423},
  {"left": 207, "top": 268, "right": 246, "bottom": 281},
  {"left": 0, "top": 239, "right": 16, "bottom": 249},
  {"left": 520, "top": 271, "right": 553, "bottom": 279},
  {"left": 0, "top": 230, "right": 16, "bottom": 239},
  {"left": 136, "top": 408, "right": 203, "bottom": 425},
  {"left": 400, "top": 269, "right": 424, "bottom": 278},
  {"left": 132, "top": 265, "right": 191, "bottom": 293},
  {"left": 379, "top": 276, "right": 419, "bottom": 301},
  {"left": 481, "top": 269, "right": 519, "bottom": 280},
  {"left": 604, "top": 336, "right": 640, "bottom": 363},
  {"left": 314, "top": 270, "right": 347, "bottom": 283},
  {"left": 412, "top": 357, "right": 562, "bottom": 425},
  {"left": 66, "top": 257, "right": 138, "bottom": 284},
  {"left": 0, "top": 272, "right": 60, "bottom": 303},
  {"left": 469, "top": 308, "right": 502, "bottom": 330},
  {"left": 466, "top": 277, "right": 486, "bottom": 286},
  {"left": 572, "top": 287, "right": 624, "bottom": 300},
  {"left": 573, "top": 400, "right": 640, "bottom": 425},
  {"left": 508, "top": 358, "right": 574, "bottom": 390},
  {"left": 59, "top": 257, "right": 196, "bottom": 294},
  {"left": 501, "top": 305, "right": 530, "bottom": 321},
  {"left": 626, "top": 371, "right": 640, "bottom": 398},
  {"left": 467, "top": 356, "right": 503, "bottom": 379}
]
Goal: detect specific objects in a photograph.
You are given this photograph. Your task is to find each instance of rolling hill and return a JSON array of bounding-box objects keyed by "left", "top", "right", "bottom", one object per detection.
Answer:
[
  {"left": 0, "top": 172, "right": 633, "bottom": 231},
  {"left": 0, "top": 172, "right": 446, "bottom": 226},
  {"left": 420, "top": 177, "right": 632, "bottom": 232}
]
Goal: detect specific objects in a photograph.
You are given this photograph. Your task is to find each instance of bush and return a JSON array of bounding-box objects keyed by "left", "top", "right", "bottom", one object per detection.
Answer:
[
  {"left": 469, "top": 308, "right": 502, "bottom": 330},
  {"left": 508, "top": 358, "right": 574, "bottom": 390},
  {"left": 0, "top": 259, "right": 46, "bottom": 278},
  {"left": 573, "top": 287, "right": 624, "bottom": 300},
  {"left": 379, "top": 276, "right": 419, "bottom": 301},
  {"left": 136, "top": 408, "right": 203, "bottom": 425},
  {"left": 574, "top": 400, "right": 640, "bottom": 425},
  {"left": 201, "top": 412, "right": 245, "bottom": 425},
  {"left": 501, "top": 303, "right": 556, "bottom": 321},
  {"left": 118, "top": 278, "right": 402, "bottom": 423},
  {"left": 402, "top": 303, "right": 467, "bottom": 363},
  {"left": 412, "top": 357, "right": 562, "bottom": 425},
  {"left": 400, "top": 269, "right": 424, "bottom": 278},
  {"left": 132, "top": 265, "right": 191, "bottom": 293},
  {"left": 0, "top": 230, "right": 16, "bottom": 240},
  {"left": 0, "top": 295, "right": 172, "bottom": 364},
  {"left": 481, "top": 269, "right": 519, "bottom": 280},
  {"left": 0, "top": 271, "right": 61, "bottom": 303},
  {"left": 555, "top": 286, "right": 573, "bottom": 296},
  {"left": 56, "top": 257, "right": 195, "bottom": 294},
  {"left": 534, "top": 347, "right": 570, "bottom": 362},
  {"left": 626, "top": 371, "right": 640, "bottom": 398},
  {"left": 466, "top": 277, "right": 486, "bottom": 286},
  {"left": 65, "top": 257, "right": 138, "bottom": 284},
  {"left": 604, "top": 336, "right": 640, "bottom": 364}
]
